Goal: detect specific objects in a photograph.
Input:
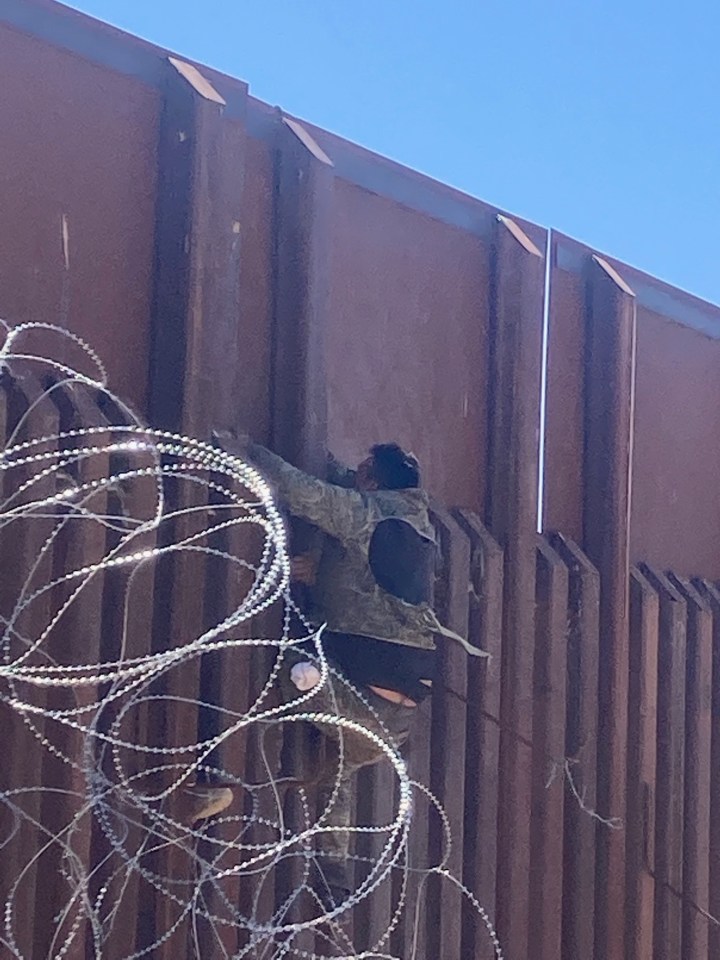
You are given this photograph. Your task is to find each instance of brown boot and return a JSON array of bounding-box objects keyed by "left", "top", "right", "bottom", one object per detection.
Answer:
[{"left": 163, "top": 784, "right": 233, "bottom": 827}]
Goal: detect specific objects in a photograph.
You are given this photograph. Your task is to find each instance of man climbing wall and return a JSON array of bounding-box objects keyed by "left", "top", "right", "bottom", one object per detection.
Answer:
[{"left": 213, "top": 433, "right": 488, "bottom": 908}]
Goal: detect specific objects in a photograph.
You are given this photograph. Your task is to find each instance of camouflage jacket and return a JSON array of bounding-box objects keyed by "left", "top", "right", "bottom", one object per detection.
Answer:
[{"left": 247, "top": 443, "right": 487, "bottom": 657}]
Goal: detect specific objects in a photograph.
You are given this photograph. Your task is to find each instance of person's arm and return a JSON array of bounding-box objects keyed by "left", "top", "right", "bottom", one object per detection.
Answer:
[
  {"left": 326, "top": 452, "right": 356, "bottom": 488},
  {"left": 248, "top": 443, "right": 367, "bottom": 541},
  {"left": 215, "top": 434, "right": 366, "bottom": 542}
]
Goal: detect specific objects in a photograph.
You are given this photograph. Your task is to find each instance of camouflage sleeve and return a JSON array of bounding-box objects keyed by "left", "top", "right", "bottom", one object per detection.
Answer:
[
  {"left": 247, "top": 443, "right": 368, "bottom": 542},
  {"left": 326, "top": 452, "right": 357, "bottom": 488}
]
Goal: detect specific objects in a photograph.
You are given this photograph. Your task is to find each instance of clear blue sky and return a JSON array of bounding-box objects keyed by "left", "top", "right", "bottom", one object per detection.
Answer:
[{"left": 67, "top": 0, "right": 720, "bottom": 305}]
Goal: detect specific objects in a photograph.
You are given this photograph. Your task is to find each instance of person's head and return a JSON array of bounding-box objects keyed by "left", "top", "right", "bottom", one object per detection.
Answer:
[{"left": 355, "top": 443, "right": 421, "bottom": 492}]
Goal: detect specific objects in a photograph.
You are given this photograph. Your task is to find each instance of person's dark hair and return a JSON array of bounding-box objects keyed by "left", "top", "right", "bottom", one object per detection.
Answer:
[{"left": 370, "top": 443, "right": 421, "bottom": 490}]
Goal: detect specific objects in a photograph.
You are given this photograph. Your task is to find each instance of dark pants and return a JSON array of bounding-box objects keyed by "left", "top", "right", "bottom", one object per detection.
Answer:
[{"left": 279, "top": 653, "right": 415, "bottom": 902}]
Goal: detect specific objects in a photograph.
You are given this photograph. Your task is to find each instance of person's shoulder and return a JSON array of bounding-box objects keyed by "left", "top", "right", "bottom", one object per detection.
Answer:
[
  {"left": 373, "top": 487, "right": 429, "bottom": 507},
  {"left": 372, "top": 488, "right": 432, "bottom": 527}
]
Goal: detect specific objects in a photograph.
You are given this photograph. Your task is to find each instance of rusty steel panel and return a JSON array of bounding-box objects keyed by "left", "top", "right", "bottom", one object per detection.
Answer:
[
  {"left": 145, "top": 58, "right": 247, "bottom": 959},
  {"left": 32, "top": 387, "right": 111, "bottom": 960},
  {"left": 547, "top": 233, "right": 720, "bottom": 581},
  {"left": 0, "top": 378, "right": 60, "bottom": 960},
  {"left": 487, "top": 215, "right": 545, "bottom": 960},
  {"left": 236, "top": 135, "right": 275, "bottom": 442},
  {"left": 427, "top": 507, "right": 470, "bottom": 959},
  {"left": 642, "top": 567, "right": 687, "bottom": 960},
  {"left": 325, "top": 178, "right": 490, "bottom": 513},
  {"left": 401, "top": 695, "right": 432, "bottom": 959},
  {"left": 542, "top": 257, "right": 585, "bottom": 540},
  {"left": 271, "top": 115, "right": 334, "bottom": 475},
  {"left": 268, "top": 117, "right": 335, "bottom": 940},
  {"left": 453, "top": 510, "right": 503, "bottom": 959},
  {"left": 354, "top": 762, "right": 397, "bottom": 951},
  {"left": 0, "top": 21, "right": 160, "bottom": 413},
  {"left": 632, "top": 305, "right": 720, "bottom": 579},
  {"left": 530, "top": 538, "right": 568, "bottom": 960},
  {"left": 626, "top": 569, "right": 659, "bottom": 960},
  {"left": 149, "top": 58, "right": 247, "bottom": 436},
  {"left": 584, "top": 256, "right": 635, "bottom": 960},
  {"left": 670, "top": 576, "right": 712, "bottom": 960},
  {"left": 101, "top": 429, "right": 161, "bottom": 959},
  {"left": 619, "top": 275, "right": 720, "bottom": 593},
  {"left": 551, "top": 535, "right": 600, "bottom": 960},
  {"left": 545, "top": 235, "right": 637, "bottom": 960},
  {"left": 697, "top": 581, "right": 720, "bottom": 960}
]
